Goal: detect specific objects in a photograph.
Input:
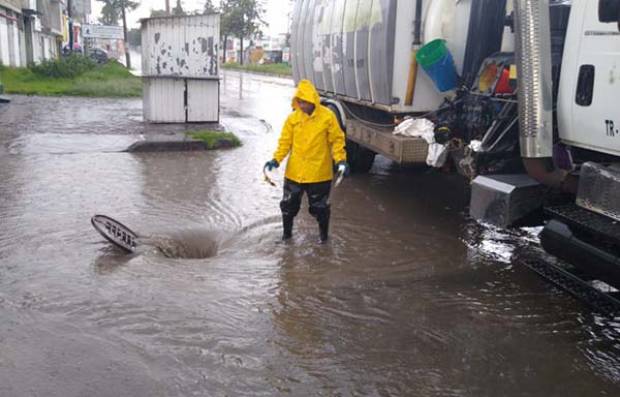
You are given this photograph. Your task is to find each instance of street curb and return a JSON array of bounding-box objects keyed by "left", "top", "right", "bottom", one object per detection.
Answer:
[
  {"left": 125, "top": 138, "right": 238, "bottom": 153},
  {"left": 222, "top": 68, "right": 293, "bottom": 80}
]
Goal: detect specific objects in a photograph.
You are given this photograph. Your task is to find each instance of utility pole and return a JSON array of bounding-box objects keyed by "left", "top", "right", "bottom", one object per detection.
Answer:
[
  {"left": 165, "top": 0, "right": 170, "bottom": 15},
  {"left": 68, "top": 0, "right": 73, "bottom": 53},
  {"left": 121, "top": 2, "right": 131, "bottom": 69}
]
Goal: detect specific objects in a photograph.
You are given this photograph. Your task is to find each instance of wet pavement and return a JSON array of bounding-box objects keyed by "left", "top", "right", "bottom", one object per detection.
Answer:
[{"left": 1, "top": 71, "right": 619, "bottom": 396}]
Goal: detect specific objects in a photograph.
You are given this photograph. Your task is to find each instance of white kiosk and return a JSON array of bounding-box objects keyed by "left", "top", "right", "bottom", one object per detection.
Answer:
[{"left": 141, "top": 14, "right": 220, "bottom": 123}]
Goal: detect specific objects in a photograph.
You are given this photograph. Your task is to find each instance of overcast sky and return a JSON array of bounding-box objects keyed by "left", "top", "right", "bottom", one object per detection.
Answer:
[{"left": 90, "top": 0, "right": 292, "bottom": 36}]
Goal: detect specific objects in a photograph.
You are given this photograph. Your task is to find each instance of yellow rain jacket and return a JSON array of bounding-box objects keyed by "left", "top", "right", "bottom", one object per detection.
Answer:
[{"left": 273, "top": 80, "right": 347, "bottom": 184}]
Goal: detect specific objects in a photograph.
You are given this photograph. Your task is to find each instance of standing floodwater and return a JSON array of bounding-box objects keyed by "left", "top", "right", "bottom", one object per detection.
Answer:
[{"left": 0, "top": 71, "right": 619, "bottom": 396}]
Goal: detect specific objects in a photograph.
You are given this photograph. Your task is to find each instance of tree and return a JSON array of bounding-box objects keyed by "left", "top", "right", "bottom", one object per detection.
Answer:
[
  {"left": 221, "top": 0, "right": 266, "bottom": 65},
  {"left": 96, "top": 1, "right": 140, "bottom": 68},
  {"left": 150, "top": 9, "right": 168, "bottom": 17},
  {"left": 203, "top": 0, "right": 218, "bottom": 13},
  {"left": 220, "top": 1, "right": 234, "bottom": 63},
  {"left": 98, "top": 3, "right": 120, "bottom": 25},
  {"left": 97, "top": 1, "right": 140, "bottom": 24},
  {"left": 127, "top": 28, "right": 141, "bottom": 47},
  {"left": 173, "top": 0, "right": 186, "bottom": 16}
]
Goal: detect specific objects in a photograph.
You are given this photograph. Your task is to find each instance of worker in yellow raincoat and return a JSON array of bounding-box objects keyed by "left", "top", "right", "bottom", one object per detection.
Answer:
[{"left": 265, "top": 80, "right": 349, "bottom": 243}]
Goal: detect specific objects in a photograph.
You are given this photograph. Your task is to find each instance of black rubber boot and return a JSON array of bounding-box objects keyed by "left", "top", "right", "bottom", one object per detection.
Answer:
[
  {"left": 307, "top": 181, "right": 331, "bottom": 244},
  {"left": 282, "top": 217, "right": 294, "bottom": 241},
  {"left": 319, "top": 221, "right": 329, "bottom": 243}
]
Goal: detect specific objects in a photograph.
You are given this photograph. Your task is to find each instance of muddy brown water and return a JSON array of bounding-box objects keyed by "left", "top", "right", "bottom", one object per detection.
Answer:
[{"left": 0, "top": 71, "right": 619, "bottom": 396}]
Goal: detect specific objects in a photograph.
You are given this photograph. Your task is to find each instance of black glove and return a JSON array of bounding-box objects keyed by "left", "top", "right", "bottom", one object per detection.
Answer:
[{"left": 265, "top": 159, "right": 279, "bottom": 171}]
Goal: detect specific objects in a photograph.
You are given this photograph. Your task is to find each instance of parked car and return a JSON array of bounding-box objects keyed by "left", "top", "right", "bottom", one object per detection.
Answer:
[
  {"left": 88, "top": 48, "right": 109, "bottom": 64},
  {"left": 62, "top": 44, "right": 83, "bottom": 56}
]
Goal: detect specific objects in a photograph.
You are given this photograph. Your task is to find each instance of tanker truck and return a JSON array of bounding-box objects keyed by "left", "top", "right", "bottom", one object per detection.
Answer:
[{"left": 290, "top": 0, "right": 620, "bottom": 302}]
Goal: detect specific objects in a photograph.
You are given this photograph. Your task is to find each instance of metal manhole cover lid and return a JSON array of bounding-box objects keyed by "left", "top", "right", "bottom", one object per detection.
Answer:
[{"left": 91, "top": 215, "right": 139, "bottom": 253}]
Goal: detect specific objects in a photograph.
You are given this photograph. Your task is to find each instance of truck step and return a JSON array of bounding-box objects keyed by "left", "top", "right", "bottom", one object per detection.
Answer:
[
  {"left": 519, "top": 250, "right": 620, "bottom": 315},
  {"left": 541, "top": 219, "right": 620, "bottom": 292},
  {"left": 545, "top": 204, "right": 620, "bottom": 246}
]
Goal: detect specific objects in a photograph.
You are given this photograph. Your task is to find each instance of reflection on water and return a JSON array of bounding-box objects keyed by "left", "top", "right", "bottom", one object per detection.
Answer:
[{"left": 0, "top": 72, "right": 619, "bottom": 395}]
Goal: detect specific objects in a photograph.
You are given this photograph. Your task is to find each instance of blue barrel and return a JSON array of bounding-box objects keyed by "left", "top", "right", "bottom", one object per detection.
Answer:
[{"left": 416, "top": 39, "right": 459, "bottom": 92}]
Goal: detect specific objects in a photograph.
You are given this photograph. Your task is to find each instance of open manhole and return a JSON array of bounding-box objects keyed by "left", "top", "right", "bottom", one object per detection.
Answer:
[{"left": 92, "top": 215, "right": 220, "bottom": 259}]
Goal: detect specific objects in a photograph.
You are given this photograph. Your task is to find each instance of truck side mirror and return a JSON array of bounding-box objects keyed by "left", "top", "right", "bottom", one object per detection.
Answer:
[{"left": 599, "top": 0, "right": 620, "bottom": 30}]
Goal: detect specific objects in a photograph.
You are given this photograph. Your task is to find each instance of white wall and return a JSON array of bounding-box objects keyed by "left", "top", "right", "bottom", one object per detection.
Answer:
[
  {"left": 9, "top": 19, "right": 20, "bottom": 66},
  {"left": 0, "top": 15, "right": 10, "bottom": 65},
  {"left": 30, "top": 31, "right": 58, "bottom": 64},
  {"left": 1, "top": 8, "right": 27, "bottom": 67}
]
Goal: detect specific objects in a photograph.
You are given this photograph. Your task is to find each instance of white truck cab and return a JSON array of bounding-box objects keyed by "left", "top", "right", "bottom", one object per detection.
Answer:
[{"left": 558, "top": 0, "right": 620, "bottom": 157}]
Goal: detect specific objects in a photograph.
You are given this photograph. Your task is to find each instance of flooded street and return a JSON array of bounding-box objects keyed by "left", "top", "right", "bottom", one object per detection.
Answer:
[{"left": 1, "top": 71, "right": 619, "bottom": 396}]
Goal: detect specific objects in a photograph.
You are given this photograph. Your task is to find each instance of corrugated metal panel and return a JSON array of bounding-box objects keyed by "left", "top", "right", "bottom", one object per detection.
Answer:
[
  {"left": 12, "top": 23, "right": 21, "bottom": 67},
  {"left": 320, "top": 0, "right": 335, "bottom": 92},
  {"left": 141, "top": 14, "right": 220, "bottom": 123},
  {"left": 290, "top": 0, "right": 303, "bottom": 82},
  {"left": 187, "top": 80, "right": 219, "bottom": 122},
  {"left": 292, "top": 0, "right": 462, "bottom": 112},
  {"left": 142, "top": 15, "right": 220, "bottom": 78},
  {"left": 368, "top": 0, "right": 396, "bottom": 105},
  {"left": 330, "top": 0, "right": 347, "bottom": 95},
  {"left": 303, "top": 0, "right": 317, "bottom": 84},
  {"left": 295, "top": 0, "right": 309, "bottom": 80},
  {"left": 343, "top": 0, "right": 359, "bottom": 98},
  {"left": 311, "top": 0, "right": 326, "bottom": 91},
  {"left": 143, "top": 77, "right": 151, "bottom": 117},
  {"left": 354, "top": 0, "right": 372, "bottom": 101},
  {"left": 19, "top": 29, "right": 25, "bottom": 66},
  {"left": 0, "top": 18, "right": 9, "bottom": 66},
  {"left": 143, "top": 79, "right": 186, "bottom": 123}
]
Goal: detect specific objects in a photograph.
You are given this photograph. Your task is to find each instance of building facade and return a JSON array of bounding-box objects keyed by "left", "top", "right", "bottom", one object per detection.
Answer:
[
  {"left": 0, "top": 0, "right": 25, "bottom": 66},
  {"left": 0, "top": 0, "right": 90, "bottom": 67},
  {"left": 223, "top": 34, "right": 290, "bottom": 65}
]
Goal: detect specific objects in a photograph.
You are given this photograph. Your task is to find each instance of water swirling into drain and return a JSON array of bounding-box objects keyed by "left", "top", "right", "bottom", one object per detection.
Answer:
[
  {"left": 133, "top": 216, "right": 281, "bottom": 260},
  {"left": 138, "top": 229, "right": 222, "bottom": 259}
]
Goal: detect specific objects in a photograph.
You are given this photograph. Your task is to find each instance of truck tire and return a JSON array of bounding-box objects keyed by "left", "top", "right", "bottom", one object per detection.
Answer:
[
  {"left": 325, "top": 103, "right": 375, "bottom": 173},
  {"left": 346, "top": 140, "right": 375, "bottom": 173}
]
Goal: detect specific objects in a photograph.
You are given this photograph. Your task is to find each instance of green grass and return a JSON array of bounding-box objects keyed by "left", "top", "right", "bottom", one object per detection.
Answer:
[
  {"left": 0, "top": 61, "right": 142, "bottom": 97},
  {"left": 187, "top": 130, "right": 242, "bottom": 149},
  {"left": 222, "top": 62, "right": 292, "bottom": 77}
]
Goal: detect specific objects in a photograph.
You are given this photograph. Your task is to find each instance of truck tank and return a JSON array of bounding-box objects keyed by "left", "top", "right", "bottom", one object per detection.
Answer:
[{"left": 290, "top": 0, "right": 472, "bottom": 113}]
